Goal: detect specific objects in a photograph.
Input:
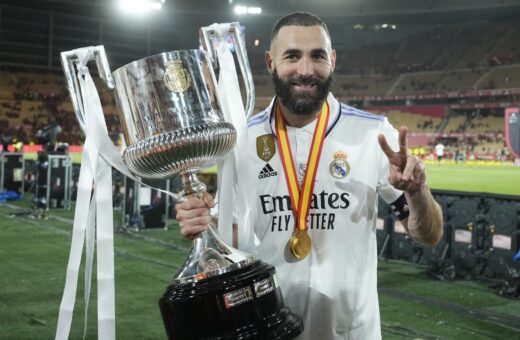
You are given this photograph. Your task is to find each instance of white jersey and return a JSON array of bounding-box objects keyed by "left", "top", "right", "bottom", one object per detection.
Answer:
[
  {"left": 435, "top": 143, "right": 445, "bottom": 157},
  {"left": 236, "top": 94, "right": 402, "bottom": 340}
]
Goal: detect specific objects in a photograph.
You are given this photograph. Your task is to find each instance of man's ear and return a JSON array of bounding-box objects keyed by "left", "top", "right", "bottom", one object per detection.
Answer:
[{"left": 265, "top": 51, "right": 274, "bottom": 75}]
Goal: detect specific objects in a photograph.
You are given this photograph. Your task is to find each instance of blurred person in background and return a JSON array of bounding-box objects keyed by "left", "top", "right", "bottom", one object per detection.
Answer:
[{"left": 435, "top": 141, "right": 445, "bottom": 164}]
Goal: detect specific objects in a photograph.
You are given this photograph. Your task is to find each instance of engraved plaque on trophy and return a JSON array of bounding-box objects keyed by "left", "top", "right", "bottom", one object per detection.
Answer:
[{"left": 62, "top": 23, "right": 303, "bottom": 339}]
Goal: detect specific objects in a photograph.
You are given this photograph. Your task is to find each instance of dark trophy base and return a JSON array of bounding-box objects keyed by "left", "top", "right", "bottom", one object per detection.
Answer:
[{"left": 159, "top": 260, "right": 303, "bottom": 339}]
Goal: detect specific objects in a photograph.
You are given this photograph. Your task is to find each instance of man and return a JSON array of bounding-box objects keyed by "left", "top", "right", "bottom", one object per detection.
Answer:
[
  {"left": 176, "top": 12, "right": 443, "bottom": 339},
  {"left": 435, "top": 141, "right": 445, "bottom": 164}
]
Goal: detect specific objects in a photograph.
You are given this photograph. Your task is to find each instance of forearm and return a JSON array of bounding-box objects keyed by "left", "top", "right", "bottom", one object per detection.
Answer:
[{"left": 404, "top": 185, "right": 443, "bottom": 247}]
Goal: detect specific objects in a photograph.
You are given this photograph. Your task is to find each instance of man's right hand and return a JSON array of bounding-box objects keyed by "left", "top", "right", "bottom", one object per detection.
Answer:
[{"left": 175, "top": 192, "right": 216, "bottom": 238}]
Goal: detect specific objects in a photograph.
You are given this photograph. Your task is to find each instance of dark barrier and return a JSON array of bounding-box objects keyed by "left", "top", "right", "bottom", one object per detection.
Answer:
[
  {"left": 34, "top": 153, "right": 72, "bottom": 210},
  {"left": 122, "top": 176, "right": 173, "bottom": 231},
  {"left": 377, "top": 190, "right": 520, "bottom": 281},
  {"left": 0, "top": 152, "right": 24, "bottom": 194},
  {"left": 505, "top": 107, "right": 520, "bottom": 158}
]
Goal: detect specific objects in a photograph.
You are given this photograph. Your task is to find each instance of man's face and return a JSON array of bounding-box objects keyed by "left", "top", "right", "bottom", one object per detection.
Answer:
[
  {"left": 266, "top": 25, "right": 336, "bottom": 115},
  {"left": 271, "top": 67, "right": 333, "bottom": 116}
]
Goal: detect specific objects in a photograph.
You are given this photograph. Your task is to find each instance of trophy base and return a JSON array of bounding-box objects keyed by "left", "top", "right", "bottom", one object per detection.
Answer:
[{"left": 159, "top": 260, "right": 303, "bottom": 340}]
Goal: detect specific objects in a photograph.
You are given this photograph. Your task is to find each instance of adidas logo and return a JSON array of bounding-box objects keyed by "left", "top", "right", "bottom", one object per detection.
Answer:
[{"left": 258, "top": 163, "right": 278, "bottom": 179}]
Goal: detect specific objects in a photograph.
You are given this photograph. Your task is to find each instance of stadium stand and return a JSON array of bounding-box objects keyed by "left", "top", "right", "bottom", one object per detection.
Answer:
[
  {"left": 0, "top": 5, "right": 519, "bottom": 162},
  {"left": 338, "top": 41, "right": 402, "bottom": 75},
  {"left": 477, "top": 64, "right": 520, "bottom": 90},
  {"left": 333, "top": 74, "right": 394, "bottom": 97}
]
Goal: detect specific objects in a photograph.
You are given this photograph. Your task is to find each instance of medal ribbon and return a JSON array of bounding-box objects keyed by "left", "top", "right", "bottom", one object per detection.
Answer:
[{"left": 275, "top": 100, "right": 330, "bottom": 231}]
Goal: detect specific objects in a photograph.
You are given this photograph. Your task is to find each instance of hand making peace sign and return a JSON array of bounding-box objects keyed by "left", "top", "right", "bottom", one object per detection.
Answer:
[{"left": 378, "top": 126, "right": 426, "bottom": 194}]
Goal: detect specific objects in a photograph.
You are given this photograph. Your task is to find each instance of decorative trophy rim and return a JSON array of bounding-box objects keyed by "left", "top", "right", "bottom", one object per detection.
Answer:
[
  {"left": 171, "top": 257, "right": 256, "bottom": 285},
  {"left": 113, "top": 48, "right": 204, "bottom": 75},
  {"left": 123, "top": 121, "right": 237, "bottom": 179}
]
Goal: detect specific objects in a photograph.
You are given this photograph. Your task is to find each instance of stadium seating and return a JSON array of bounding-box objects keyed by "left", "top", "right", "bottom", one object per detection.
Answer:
[
  {"left": 0, "top": 15, "right": 519, "bottom": 157},
  {"left": 340, "top": 41, "right": 401, "bottom": 75},
  {"left": 477, "top": 64, "right": 520, "bottom": 89},
  {"left": 436, "top": 69, "right": 482, "bottom": 92},
  {"left": 369, "top": 109, "right": 442, "bottom": 133},
  {"left": 333, "top": 74, "right": 395, "bottom": 97},
  {"left": 443, "top": 115, "right": 468, "bottom": 133}
]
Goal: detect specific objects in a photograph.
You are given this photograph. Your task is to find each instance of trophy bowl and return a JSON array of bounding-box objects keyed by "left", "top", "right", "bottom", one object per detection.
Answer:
[{"left": 62, "top": 27, "right": 303, "bottom": 340}]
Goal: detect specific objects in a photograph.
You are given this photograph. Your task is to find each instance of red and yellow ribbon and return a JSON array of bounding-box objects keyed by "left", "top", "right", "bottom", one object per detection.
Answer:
[{"left": 275, "top": 100, "right": 330, "bottom": 232}]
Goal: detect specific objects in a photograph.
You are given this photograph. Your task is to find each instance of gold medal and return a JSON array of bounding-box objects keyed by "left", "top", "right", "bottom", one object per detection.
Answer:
[
  {"left": 275, "top": 101, "right": 329, "bottom": 262},
  {"left": 289, "top": 229, "right": 312, "bottom": 260}
]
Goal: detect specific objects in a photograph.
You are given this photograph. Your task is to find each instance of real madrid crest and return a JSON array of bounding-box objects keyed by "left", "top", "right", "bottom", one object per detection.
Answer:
[
  {"left": 163, "top": 60, "right": 191, "bottom": 93},
  {"left": 329, "top": 151, "right": 350, "bottom": 179},
  {"left": 256, "top": 134, "right": 276, "bottom": 162}
]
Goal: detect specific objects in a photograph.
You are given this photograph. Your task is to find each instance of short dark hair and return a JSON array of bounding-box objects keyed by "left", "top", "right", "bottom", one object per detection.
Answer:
[{"left": 271, "top": 12, "right": 330, "bottom": 42}]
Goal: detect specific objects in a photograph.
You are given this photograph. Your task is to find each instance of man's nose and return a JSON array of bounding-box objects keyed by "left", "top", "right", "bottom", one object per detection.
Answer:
[{"left": 296, "top": 57, "right": 314, "bottom": 77}]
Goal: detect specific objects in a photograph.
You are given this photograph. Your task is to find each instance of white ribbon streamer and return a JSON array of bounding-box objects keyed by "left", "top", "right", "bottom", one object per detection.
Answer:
[
  {"left": 210, "top": 24, "right": 254, "bottom": 251},
  {"left": 56, "top": 47, "right": 164, "bottom": 340},
  {"left": 83, "top": 192, "right": 96, "bottom": 339},
  {"left": 56, "top": 47, "right": 117, "bottom": 340},
  {"left": 55, "top": 138, "right": 94, "bottom": 340}
]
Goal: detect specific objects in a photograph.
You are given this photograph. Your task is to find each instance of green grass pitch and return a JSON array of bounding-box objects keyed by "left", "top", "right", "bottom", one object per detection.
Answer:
[
  {"left": 425, "top": 161, "right": 520, "bottom": 196},
  {"left": 1, "top": 158, "right": 519, "bottom": 338}
]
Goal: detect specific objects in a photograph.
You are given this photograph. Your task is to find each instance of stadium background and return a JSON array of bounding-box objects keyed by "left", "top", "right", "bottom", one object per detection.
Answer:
[{"left": 0, "top": 0, "right": 519, "bottom": 339}]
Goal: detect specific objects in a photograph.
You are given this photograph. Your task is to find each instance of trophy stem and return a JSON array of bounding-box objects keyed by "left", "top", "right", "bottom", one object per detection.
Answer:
[
  {"left": 178, "top": 172, "right": 207, "bottom": 201},
  {"left": 171, "top": 171, "right": 254, "bottom": 283}
]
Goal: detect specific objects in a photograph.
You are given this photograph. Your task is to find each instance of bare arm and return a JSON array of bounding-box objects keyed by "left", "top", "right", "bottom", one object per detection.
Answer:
[
  {"left": 402, "top": 184, "right": 443, "bottom": 246},
  {"left": 378, "top": 126, "right": 443, "bottom": 247}
]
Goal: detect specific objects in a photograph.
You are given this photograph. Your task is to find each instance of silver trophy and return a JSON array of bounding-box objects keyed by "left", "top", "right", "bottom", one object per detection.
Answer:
[{"left": 61, "top": 23, "right": 302, "bottom": 339}]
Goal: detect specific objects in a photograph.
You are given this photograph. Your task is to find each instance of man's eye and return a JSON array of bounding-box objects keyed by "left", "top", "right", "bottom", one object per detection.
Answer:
[
  {"left": 313, "top": 54, "right": 325, "bottom": 60},
  {"left": 286, "top": 54, "right": 298, "bottom": 60}
]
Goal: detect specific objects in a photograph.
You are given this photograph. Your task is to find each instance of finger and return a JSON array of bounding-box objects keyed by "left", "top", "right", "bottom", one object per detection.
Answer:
[
  {"left": 384, "top": 162, "right": 401, "bottom": 186},
  {"left": 201, "top": 191, "right": 216, "bottom": 208},
  {"left": 178, "top": 214, "right": 213, "bottom": 229},
  {"left": 179, "top": 221, "right": 210, "bottom": 238},
  {"left": 401, "top": 155, "right": 419, "bottom": 181},
  {"left": 378, "top": 133, "right": 395, "bottom": 159},
  {"left": 412, "top": 159, "right": 427, "bottom": 186},
  {"left": 398, "top": 126, "right": 408, "bottom": 156},
  {"left": 176, "top": 206, "right": 211, "bottom": 221},
  {"left": 175, "top": 196, "right": 208, "bottom": 211}
]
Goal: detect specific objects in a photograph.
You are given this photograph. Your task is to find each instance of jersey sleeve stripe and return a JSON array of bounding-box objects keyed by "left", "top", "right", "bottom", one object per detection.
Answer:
[{"left": 340, "top": 104, "right": 384, "bottom": 121}]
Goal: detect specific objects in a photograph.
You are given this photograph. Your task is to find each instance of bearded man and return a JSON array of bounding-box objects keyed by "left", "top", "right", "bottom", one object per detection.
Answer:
[{"left": 175, "top": 12, "right": 443, "bottom": 339}]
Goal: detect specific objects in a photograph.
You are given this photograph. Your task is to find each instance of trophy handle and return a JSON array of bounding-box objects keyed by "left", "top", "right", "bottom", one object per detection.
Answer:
[
  {"left": 200, "top": 22, "right": 256, "bottom": 119},
  {"left": 61, "top": 46, "right": 115, "bottom": 134}
]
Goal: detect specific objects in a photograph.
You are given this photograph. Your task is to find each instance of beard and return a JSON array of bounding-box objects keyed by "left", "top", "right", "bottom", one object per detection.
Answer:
[{"left": 271, "top": 69, "right": 333, "bottom": 116}]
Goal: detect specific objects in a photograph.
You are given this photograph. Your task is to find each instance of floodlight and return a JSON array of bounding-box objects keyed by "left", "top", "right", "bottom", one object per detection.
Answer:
[
  {"left": 119, "top": 0, "right": 164, "bottom": 13},
  {"left": 234, "top": 5, "right": 262, "bottom": 15},
  {"left": 234, "top": 5, "right": 247, "bottom": 15},
  {"left": 247, "top": 6, "right": 261, "bottom": 14}
]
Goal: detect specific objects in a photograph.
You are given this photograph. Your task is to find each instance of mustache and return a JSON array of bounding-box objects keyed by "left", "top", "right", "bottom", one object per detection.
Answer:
[{"left": 288, "top": 76, "right": 324, "bottom": 86}]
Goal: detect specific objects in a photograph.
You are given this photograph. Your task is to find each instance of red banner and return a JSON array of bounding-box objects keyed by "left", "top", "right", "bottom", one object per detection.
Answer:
[
  {"left": 449, "top": 102, "right": 520, "bottom": 110},
  {"left": 0, "top": 144, "right": 83, "bottom": 153},
  {"left": 339, "top": 87, "right": 520, "bottom": 102},
  {"left": 367, "top": 104, "right": 445, "bottom": 118}
]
